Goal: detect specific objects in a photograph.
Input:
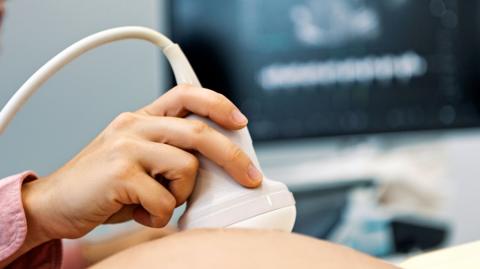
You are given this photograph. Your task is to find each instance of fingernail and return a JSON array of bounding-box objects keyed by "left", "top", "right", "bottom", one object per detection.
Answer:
[
  {"left": 248, "top": 164, "right": 263, "bottom": 183},
  {"left": 231, "top": 109, "right": 248, "bottom": 125}
]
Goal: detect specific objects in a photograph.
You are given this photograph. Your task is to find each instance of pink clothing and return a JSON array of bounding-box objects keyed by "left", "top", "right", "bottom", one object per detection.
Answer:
[{"left": 0, "top": 172, "right": 63, "bottom": 269}]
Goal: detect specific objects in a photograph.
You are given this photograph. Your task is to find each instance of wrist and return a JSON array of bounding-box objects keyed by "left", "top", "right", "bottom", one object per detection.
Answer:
[{"left": 21, "top": 177, "right": 55, "bottom": 250}]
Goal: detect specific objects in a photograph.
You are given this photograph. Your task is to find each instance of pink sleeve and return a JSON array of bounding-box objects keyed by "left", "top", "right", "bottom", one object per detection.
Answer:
[{"left": 0, "top": 172, "right": 62, "bottom": 269}]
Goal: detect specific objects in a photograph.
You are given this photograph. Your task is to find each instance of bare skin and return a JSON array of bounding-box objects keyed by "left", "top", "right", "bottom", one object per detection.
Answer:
[
  {"left": 81, "top": 226, "right": 177, "bottom": 266},
  {"left": 1, "top": 85, "right": 263, "bottom": 268},
  {"left": 92, "top": 229, "right": 400, "bottom": 269}
]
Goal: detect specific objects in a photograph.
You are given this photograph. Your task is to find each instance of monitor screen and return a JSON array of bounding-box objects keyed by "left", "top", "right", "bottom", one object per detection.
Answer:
[{"left": 170, "top": 0, "right": 480, "bottom": 141}]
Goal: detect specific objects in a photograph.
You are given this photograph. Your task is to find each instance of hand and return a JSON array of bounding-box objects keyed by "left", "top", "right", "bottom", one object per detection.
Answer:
[{"left": 21, "top": 84, "right": 263, "bottom": 246}]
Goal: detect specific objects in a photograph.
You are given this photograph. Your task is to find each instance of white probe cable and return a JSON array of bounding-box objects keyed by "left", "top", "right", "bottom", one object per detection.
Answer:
[{"left": 0, "top": 26, "right": 200, "bottom": 134}]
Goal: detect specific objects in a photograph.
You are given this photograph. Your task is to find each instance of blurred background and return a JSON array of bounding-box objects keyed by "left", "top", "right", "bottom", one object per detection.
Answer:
[{"left": 1, "top": 0, "right": 480, "bottom": 260}]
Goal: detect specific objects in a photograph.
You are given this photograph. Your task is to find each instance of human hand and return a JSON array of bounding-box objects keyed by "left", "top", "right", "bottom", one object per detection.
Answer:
[{"left": 21, "top": 84, "right": 263, "bottom": 246}]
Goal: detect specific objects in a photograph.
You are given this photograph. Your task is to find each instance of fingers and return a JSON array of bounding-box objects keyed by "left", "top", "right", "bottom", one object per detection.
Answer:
[
  {"left": 105, "top": 205, "right": 137, "bottom": 224},
  {"left": 138, "top": 84, "right": 248, "bottom": 130},
  {"left": 127, "top": 116, "right": 263, "bottom": 188},
  {"left": 126, "top": 173, "right": 177, "bottom": 228},
  {"left": 135, "top": 141, "right": 198, "bottom": 206},
  {"left": 106, "top": 142, "right": 197, "bottom": 226},
  {"left": 132, "top": 84, "right": 261, "bottom": 187}
]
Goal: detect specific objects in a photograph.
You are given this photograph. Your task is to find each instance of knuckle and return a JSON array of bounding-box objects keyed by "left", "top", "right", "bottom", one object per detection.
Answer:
[
  {"left": 173, "top": 83, "right": 193, "bottom": 92},
  {"left": 226, "top": 145, "right": 244, "bottom": 164},
  {"left": 111, "top": 137, "right": 136, "bottom": 153},
  {"left": 111, "top": 112, "right": 137, "bottom": 130},
  {"left": 209, "top": 91, "right": 228, "bottom": 108},
  {"left": 171, "top": 84, "right": 193, "bottom": 100},
  {"left": 190, "top": 120, "right": 209, "bottom": 135},
  {"left": 185, "top": 155, "right": 200, "bottom": 171},
  {"left": 110, "top": 158, "right": 135, "bottom": 179},
  {"left": 181, "top": 155, "right": 200, "bottom": 177}
]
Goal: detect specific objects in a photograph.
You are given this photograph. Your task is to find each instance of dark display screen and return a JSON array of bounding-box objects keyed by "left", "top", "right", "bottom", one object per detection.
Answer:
[{"left": 170, "top": 0, "right": 480, "bottom": 141}]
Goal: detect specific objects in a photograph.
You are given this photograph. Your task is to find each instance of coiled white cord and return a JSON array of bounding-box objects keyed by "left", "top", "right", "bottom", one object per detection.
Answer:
[{"left": 0, "top": 26, "right": 200, "bottom": 134}]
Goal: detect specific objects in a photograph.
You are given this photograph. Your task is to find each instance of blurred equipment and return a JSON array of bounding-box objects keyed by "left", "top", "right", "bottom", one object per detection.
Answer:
[
  {"left": 291, "top": 179, "right": 374, "bottom": 238},
  {"left": 391, "top": 216, "right": 449, "bottom": 254},
  {"left": 292, "top": 181, "right": 449, "bottom": 257},
  {"left": 0, "top": 27, "right": 296, "bottom": 232},
  {"left": 170, "top": 0, "right": 480, "bottom": 140}
]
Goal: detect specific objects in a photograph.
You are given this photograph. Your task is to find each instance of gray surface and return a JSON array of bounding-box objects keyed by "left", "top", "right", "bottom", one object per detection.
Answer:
[{"left": 0, "top": 0, "right": 167, "bottom": 176}]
